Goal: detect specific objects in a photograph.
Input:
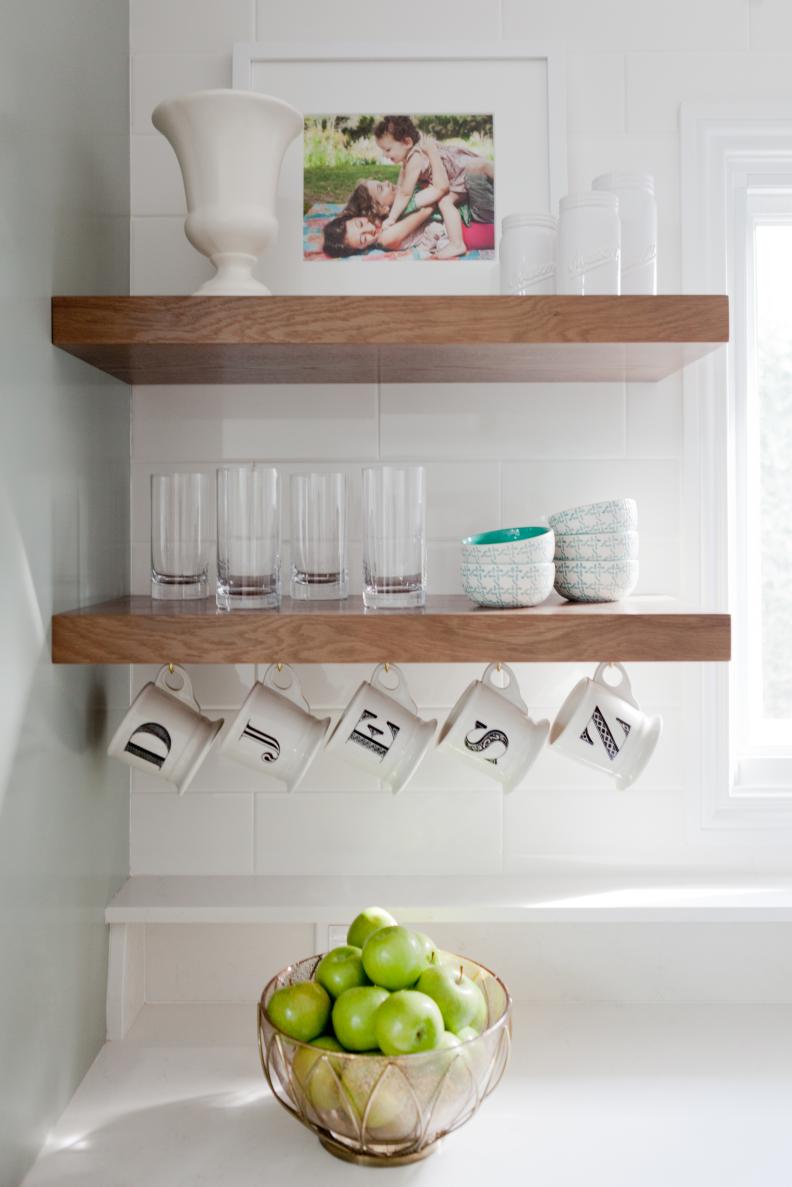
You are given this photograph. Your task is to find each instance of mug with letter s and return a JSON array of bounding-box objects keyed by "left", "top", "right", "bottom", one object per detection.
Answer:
[
  {"left": 219, "top": 664, "right": 330, "bottom": 792},
  {"left": 326, "top": 663, "right": 436, "bottom": 794},
  {"left": 437, "top": 662, "right": 549, "bottom": 791},
  {"left": 549, "top": 662, "right": 662, "bottom": 788},
  {"left": 107, "top": 664, "right": 222, "bottom": 795}
]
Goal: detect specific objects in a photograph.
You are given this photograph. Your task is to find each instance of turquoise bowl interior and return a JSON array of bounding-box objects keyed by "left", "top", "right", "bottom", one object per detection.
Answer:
[{"left": 463, "top": 526, "right": 550, "bottom": 547}]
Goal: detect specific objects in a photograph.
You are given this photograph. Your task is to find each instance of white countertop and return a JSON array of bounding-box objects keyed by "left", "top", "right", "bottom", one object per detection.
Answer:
[{"left": 22, "top": 1002, "right": 792, "bottom": 1187}]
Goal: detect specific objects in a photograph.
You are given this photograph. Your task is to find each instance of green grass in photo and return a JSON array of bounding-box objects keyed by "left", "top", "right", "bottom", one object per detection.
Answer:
[{"left": 304, "top": 165, "right": 399, "bottom": 214}]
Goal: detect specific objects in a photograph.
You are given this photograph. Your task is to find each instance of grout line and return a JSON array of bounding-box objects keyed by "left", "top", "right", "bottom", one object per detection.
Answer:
[{"left": 623, "top": 54, "right": 629, "bottom": 132}]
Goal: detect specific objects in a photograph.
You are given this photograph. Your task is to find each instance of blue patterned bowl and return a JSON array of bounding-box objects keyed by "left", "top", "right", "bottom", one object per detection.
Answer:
[
  {"left": 461, "top": 526, "right": 554, "bottom": 566},
  {"left": 554, "top": 529, "right": 639, "bottom": 562},
  {"left": 554, "top": 558, "right": 639, "bottom": 603},
  {"left": 548, "top": 499, "right": 637, "bottom": 536},
  {"left": 462, "top": 561, "right": 555, "bottom": 608}
]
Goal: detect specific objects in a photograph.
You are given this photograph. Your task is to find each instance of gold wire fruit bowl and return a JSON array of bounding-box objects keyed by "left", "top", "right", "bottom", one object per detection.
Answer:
[{"left": 258, "top": 953, "right": 512, "bottom": 1167}]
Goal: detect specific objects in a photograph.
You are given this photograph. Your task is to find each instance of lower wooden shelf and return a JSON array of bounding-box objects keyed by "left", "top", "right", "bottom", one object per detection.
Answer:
[{"left": 51, "top": 594, "right": 730, "bottom": 664}]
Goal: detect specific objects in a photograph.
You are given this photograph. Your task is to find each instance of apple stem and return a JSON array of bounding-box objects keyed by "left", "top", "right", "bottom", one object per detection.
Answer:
[{"left": 457, "top": 965, "right": 464, "bottom": 985}]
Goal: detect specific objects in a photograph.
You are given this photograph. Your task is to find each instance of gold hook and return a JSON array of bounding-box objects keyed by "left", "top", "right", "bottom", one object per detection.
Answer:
[
  {"left": 384, "top": 662, "right": 390, "bottom": 672},
  {"left": 276, "top": 662, "right": 283, "bottom": 673},
  {"left": 496, "top": 661, "right": 502, "bottom": 672},
  {"left": 167, "top": 663, "right": 175, "bottom": 674}
]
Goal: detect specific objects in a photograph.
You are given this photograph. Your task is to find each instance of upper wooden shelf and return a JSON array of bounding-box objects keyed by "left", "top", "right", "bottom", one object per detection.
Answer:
[
  {"left": 51, "top": 595, "right": 730, "bottom": 664},
  {"left": 51, "top": 295, "right": 728, "bottom": 385}
]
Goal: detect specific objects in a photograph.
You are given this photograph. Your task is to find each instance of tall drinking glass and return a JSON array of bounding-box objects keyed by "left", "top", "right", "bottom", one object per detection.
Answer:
[
  {"left": 216, "top": 465, "right": 280, "bottom": 610},
  {"left": 362, "top": 465, "right": 426, "bottom": 609},
  {"left": 151, "top": 472, "right": 209, "bottom": 600},
  {"left": 290, "top": 473, "right": 348, "bottom": 600}
]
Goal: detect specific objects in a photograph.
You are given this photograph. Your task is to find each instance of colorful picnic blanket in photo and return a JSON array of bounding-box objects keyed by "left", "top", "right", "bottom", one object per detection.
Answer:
[{"left": 303, "top": 202, "right": 495, "bottom": 262}]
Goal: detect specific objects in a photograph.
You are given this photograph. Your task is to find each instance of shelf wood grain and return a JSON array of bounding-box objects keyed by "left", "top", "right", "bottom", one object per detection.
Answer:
[
  {"left": 51, "top": 595, "right": 731, "bottom": 664},
  {"left": 51, "top": 295, "right": 729, "bottom": 384}
]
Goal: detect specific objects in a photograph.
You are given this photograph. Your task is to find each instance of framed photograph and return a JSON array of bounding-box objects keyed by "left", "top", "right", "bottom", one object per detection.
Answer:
[{"left": 232, "top": 43, "right": 567, "bottom": 295}]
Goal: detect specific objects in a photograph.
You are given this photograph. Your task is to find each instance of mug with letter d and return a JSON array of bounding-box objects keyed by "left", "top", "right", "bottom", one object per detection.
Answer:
[
  {"left": 107, "top": 664, "right": 222, "bottom": 795},
  {"left": 549, "top": 662, "right": 662, "bottom": 788},
  {"left": 437, "top": 662, "right": 549, "bottom": 791}
]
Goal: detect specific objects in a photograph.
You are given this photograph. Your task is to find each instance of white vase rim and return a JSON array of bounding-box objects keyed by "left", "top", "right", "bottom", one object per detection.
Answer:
[{"left": 152, "top": 88, "right": 303, "bottom": 128}]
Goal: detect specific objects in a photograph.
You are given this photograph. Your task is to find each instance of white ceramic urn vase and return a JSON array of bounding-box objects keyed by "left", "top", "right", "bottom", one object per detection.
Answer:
[{"left": 152, "top": 89, "right": 303, "bottom": 296}]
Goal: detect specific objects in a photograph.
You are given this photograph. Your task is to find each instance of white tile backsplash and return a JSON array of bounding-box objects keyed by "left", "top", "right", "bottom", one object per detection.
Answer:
[
  {"left": 567, "top": 53, "right": 627, "bottom": 133},
  {"left": 503, "top": 0, "right": 748, "bottom": 50},
  {"left": 131, "top": 793, "right": 254, "bottom": 874},
  {"left": 131, "top": 0, "right": 253, "bottom": 54},
  {"left": 131, "top": 55, "right": 231, "bottom": 136},
  {"left": 749, "top": 2, "right": 792, "bottom": 50}
]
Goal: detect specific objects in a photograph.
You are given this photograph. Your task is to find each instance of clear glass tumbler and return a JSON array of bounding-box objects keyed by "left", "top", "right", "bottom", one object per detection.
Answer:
[
  {"left": 216, "top": 465, "right": 280, "bottom": 610},
  {"left": 362, "top": 465, "right": 426, "bottom": 609},
  {"left": 290, "top": 473, "right": 348, "bottom": 600},
  {"left": 150, "top": 472, "right": 209, "bottom": 600}
]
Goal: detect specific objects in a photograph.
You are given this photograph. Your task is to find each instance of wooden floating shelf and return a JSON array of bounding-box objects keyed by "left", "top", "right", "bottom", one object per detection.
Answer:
[
  {"left": 51, "top": 294, "right": 729, "bottom": 384},
  {"left": 52, "top": 595, "right": 731, "bottom": 664}
]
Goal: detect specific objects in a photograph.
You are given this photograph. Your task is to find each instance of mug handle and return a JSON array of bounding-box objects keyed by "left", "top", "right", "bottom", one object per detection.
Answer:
[
  {"left": 592, "top": 662, "right": 639, "bottom": 710},
  {"left": 262, "top": 663, "right": 309, "bottom": 711},
  {"left": 482, "top": 663, "right": 528, "bottom": 713},
  {"left": 154, "top": 664, "right": 200, "bottom": 712},
  {"left": 370, "top": 664, "right": 417, "bottom": 713}
]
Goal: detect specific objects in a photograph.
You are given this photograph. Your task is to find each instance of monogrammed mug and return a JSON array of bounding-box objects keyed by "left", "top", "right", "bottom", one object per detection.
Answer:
[
  {"left": 437, "top": 663, "right": 549, "bottom": 792},
  {"left": 326, "top": 664, "right": 436, "bottom": 794},
  {"left": 549, "top": 662, "right": 662, "bottom": 788},
  {"left": 107, "top": 665, "right": 222, "bottom": 795},
  {"left": 219, "top": 664, "right": 330, "bottom": 792}
]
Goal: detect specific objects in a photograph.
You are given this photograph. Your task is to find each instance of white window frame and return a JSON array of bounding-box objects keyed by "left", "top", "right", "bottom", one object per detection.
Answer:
[{"left": 682, "top": 104, "right": 792, "bottom": 828}]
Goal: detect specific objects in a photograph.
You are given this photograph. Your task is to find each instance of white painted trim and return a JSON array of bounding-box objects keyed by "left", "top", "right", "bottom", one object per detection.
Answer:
[
  {"left": 681, "top": 103, "right": 792, "bottom": 829},
  {"left": 106, "top": 923, "right": 146, "bottom": 1041},
  {"left": 232, "top": 40, "right": 568, "bottom": 215}
]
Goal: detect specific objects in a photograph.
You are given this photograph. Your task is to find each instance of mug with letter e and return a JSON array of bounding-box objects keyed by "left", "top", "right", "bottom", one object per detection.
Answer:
[
  {"left": 437, "top": 663, "right": 549, "bottom": 791},
  {"left": 549, "top": 662, "right": 662, "bottom": 788},
  {"left": 326, "top": 663, "right": 436, "bottom": 794},
  {"left": 219, "top": 664, "right": 330, "bottom": 791},
  {"left": 107, "top": 665, "right": 222, "bottom": 795}
]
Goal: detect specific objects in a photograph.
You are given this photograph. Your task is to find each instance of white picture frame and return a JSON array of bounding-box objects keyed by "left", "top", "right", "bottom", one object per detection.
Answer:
[{"left": 232, "top": 42, "right": 567, "bottom": 296}]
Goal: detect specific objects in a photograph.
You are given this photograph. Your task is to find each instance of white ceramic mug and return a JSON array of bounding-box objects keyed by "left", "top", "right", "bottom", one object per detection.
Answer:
[
  {"left": 437, "top": 663, "right": 549, "bottom": 792},
  {"left": 220, "top": 664, "right": 330, "bottom": 792},
  {"left": 107, "top": 665, "right": 222, "bottom": 795},
  {"left": 326, "top": 664, "right": 436, "bottom": 794},
  {"left": 549, "top": 662, "right": 662, "bottom": 789}
]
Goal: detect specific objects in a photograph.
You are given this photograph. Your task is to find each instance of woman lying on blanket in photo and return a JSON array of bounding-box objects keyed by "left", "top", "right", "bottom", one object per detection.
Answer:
[{"left": 322, "top": 132, "right": 494, "bottom": 258}]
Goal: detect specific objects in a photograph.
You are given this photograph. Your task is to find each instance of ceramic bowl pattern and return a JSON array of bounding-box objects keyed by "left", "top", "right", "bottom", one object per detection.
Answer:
[
  {"left": 462, "top": 561, "right": 555, "bottom": 608},
  {"left": 554, "top": 529, "right": 639, "bottom": 562},
  {"left": 548, "top": 498, "right": 638, "bottom": 536},
  {"left": 259, "top": 953, "right": 512, "bottom": 1166},
  {"left": 461, "top": 526, "right": 554, "bottom": 566},
  {"left": 554, "top": 558, "right": 639, "bottom": 602}
]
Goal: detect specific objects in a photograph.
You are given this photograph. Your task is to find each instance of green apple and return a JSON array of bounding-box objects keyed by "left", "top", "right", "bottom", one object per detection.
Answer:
[
  {"left": 455, "top": 1026, "right": 480, "bottom": 1043},
  {"left": 414, "top": 931, "right": 438, "bottom": 964},
  {"left": 315, "top": 945, "right": 369, "bottom": 998},
  {"left": 362, "top": 925, "right": 428, "bottom": 991},
  {"left": 347, "top": 906, "right": 397, "bottom": 950},
  {"left": 374, "top": 989, "right": 445, "bottom": 1055},
  {"left": 437, "top": 1030, "right": 462, "bottom": 1050},
  {"left": 266, "top": 982, "right": 330, "bottom": 1043},
  {"left": 292, "top": 1035, "right": 344, "bottom": 1112},
  {"left": 415, "top": 964, "right": 488, "bottom": 1036},
  {"left": 332, "top": 985, "right": 390, "bottom": 1051},
  {"left": 341, "top": 1058, "right": 408, "bottom": 1135}
]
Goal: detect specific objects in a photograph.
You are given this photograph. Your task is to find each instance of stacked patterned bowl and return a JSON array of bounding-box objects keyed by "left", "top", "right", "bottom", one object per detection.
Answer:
[
  {"left": 461, "top": 526, "right": 555, "bottom": 608},
  {"left": 549, "top": 498, "right": 639, "bottom": 602}
]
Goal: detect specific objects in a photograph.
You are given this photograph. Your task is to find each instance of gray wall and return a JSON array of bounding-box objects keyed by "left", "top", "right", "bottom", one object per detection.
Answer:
[{"left": 0, "top": 3, "right": 131, "bottom": 1184}]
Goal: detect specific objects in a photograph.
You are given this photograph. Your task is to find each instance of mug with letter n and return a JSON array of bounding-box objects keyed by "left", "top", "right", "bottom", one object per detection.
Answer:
[
  {"left": 107, "top": 664, "right": 222, "bottom": 794},
  {"left": 549, "top": 662, "right": 662, "bottom": 788},
  {"left": 219, "top": 664, "right": 330, "bottom": 791}
]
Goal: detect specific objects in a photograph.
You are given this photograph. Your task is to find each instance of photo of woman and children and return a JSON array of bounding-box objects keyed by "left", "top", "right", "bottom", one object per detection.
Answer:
[{"left": 303, "top": 114, "right": 495, "bottom": 262}]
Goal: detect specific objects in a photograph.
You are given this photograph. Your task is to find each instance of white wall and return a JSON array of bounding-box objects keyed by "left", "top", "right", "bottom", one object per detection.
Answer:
[
  {"left": 127, "top": 0, "right": 792, "bottom": 878},
  {"left": 0, "top": 3, "right": 130, "bottom": 1184}
]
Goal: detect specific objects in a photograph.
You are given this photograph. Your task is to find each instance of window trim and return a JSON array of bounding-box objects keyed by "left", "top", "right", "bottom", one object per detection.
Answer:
[{"left": 681, "top": 104, "right": 792, "bottom": 829}]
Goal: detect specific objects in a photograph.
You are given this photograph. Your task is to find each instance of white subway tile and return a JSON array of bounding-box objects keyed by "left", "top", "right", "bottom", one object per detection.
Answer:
[
  {"left": 626, "top": 376, "right": 683, "bottom": 458},
  {"left": 131, "top": 385, "right": 379, "bottom": 462},
  {"left": 381, "top": 383, "right": 626, "bottom": 461},
  {"left": 131, "top": 0, "right": 253, "bottom": 55},
  {"left": 423, "top": 462, "right": 500, "bottom": 540},
  {"left": 503, "top": 0, "right": 748, "bottom": 50},
  {"left": 131, "top": 54, "right": 231, "bottom": 135},
  {"left": 145, "top": 923, "right": 314, "bottom": 1003},
  {"left": 501, "top": 459, "right": 679, "bottom": 539},
  {"left": 131, "top": 793, "right": 254, "bottom": 874},
  {"left": 255, "top": 792, "right": 502, "bottom": 875},
  {"left": 131, "top": 664, "right": 255, "bottom": 707},
  {"left": 567, "top": 54, "right": 626, "bottom": 133},
  {"left": 254, "top": 0, "right": 495, "bottom": 41},
  {"left": 750, "top": 2, "right": 792, "bottom": 49},
  {"left": 131, "top": 134, "right": 185, "bottom": 216},
  {"left": 631, "top": 535, "right": 681, "bottom": 597},
  {"left": 626, "top": 52, "right": 792, "bottom": 132},
  {"left": 132, "top": 216, "right": 212, "bottom": 294}
]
